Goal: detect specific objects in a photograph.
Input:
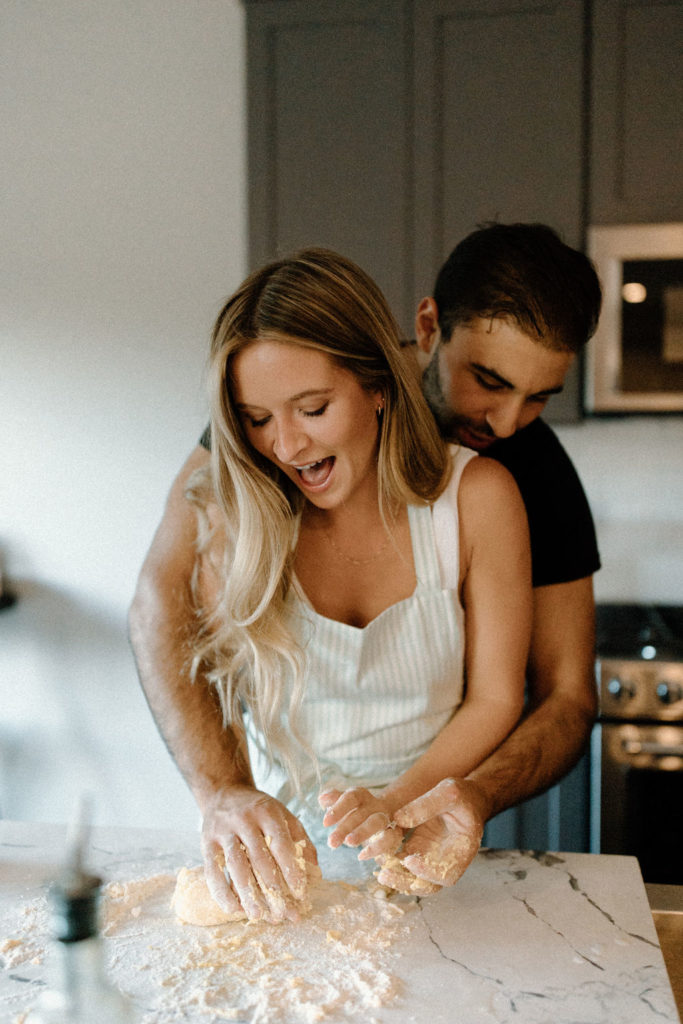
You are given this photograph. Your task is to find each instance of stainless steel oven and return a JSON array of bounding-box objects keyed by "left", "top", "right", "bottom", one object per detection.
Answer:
[{"left": 591, "top": 604, "right": 683, "bottom": 885}]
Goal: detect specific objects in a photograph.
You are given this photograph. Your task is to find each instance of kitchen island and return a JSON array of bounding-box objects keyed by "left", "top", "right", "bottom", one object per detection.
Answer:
[{"left": 0, "top": 820, "right": 679, "bottom": 1024}]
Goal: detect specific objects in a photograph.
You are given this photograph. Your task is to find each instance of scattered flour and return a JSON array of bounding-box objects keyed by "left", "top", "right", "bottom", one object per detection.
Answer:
[
  {"left": 2, "top": 869, "right": 416, "bottom": 1023},
  {"left": 0, "top": 894, "right": 51, "bottom": 1023},
  {"left": 0, "top": 898, "right": 48, "bottom": 970},
  {"left": 105, "top": 869, "right": 414, "bottom": 1023}
]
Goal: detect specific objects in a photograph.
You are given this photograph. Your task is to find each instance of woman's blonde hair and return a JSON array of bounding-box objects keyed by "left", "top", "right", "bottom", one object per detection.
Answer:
[{"left": 190, "top": 248, "right": 450, "bottom": 792}]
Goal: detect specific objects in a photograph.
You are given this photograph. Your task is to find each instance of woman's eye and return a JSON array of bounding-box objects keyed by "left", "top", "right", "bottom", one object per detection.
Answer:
[
  {"left": 247, "top": 415, "right": 270, "bottom": 428},
  {"left": 304, "top": 403, "right": 328, "bottom": 418}
]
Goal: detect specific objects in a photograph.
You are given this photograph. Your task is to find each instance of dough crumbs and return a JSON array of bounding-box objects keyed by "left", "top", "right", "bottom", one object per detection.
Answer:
[
  {"left": 172, "top": 839, "right": 321, "bottom": 926},
  {"left": 0, "top": 898, "right": 48, "bottom": 970},
  {"left": 102, "top": 868, "right": 413, "bottom": 1023},
  {"left": 377, "top": 855, "right": 441, "bottom": 895},
  {"left": 172, "top": 866, "right": 246, "bottom": 926},
  {"left": 3, "top": 865, "right": 415, "bottom": 1024}
]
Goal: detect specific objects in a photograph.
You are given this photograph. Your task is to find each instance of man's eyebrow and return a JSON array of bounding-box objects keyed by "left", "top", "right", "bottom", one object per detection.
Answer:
[
  {"left": 470, "top": 362, "right": 514, "bottom": 389},
  {"left": 531, "top": 382, "right": 564, "bottom": 398},
  {"left": 470, "top": 363, "right": 564, "bottom": 398}
]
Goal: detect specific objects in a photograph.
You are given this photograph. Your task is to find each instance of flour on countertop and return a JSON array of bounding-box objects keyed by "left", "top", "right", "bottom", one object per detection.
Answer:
[
  {"left": 104, "top": 870, "right": 414, "bottom": 1023},
  {"left": 2, "top": 869, "right": 416, "bottom": 1024},
  {"left": 0, "top": 899, "right": 48, "bottom": 971}
]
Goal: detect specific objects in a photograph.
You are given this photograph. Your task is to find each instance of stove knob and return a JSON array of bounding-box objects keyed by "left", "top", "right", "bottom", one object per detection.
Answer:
[
  {"left": 655, "top": 681, "right": 683, "bottom": 705},
  {"left": 606, "top": 676, "right": 635, "bottom": 701}
]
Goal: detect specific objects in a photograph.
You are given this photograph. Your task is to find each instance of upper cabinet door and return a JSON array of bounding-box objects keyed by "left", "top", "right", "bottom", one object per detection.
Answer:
[
  {"left": 411, "top": 0, "right": 587, "bottom": 307},
  {"left": 410, "top": 0, "right": 587, "bottom": 421},
  {"left": 245, "top": 0, "right": 415, "bottom": 332},
  {"left": 590, "top": 0, "right": 683, "bottom": 225}
]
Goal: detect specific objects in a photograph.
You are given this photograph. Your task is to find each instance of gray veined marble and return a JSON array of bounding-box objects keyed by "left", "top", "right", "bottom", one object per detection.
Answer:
[
  {"left": 0, "top": 822, "right": 679, "bottom": 1024},
  {"left": 384, "top": 848, "right": 677, "bottom": 1023}
]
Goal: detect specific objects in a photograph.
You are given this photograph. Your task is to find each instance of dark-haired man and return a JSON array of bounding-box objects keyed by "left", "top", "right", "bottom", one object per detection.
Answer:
[
  {"left": 129, "top": 222, "right": 601, "bottom": 894},
  {"left": 369, "top": 223, "right": 602, "bottom": 889}
]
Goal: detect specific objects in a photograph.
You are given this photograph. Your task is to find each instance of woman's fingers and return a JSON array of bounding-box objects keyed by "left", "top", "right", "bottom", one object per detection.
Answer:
[
  {"left": 318, "top": 788, "right": 343, "bottom": 810},
  {"left": 344, "top": 811, "right": 392, "bottom": 849},
  {"left": 320, "top": 787, "right": 393, "bottom": 849}
]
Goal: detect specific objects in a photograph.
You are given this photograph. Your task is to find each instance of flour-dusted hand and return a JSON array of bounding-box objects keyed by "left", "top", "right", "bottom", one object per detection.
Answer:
[
  {"left": 318, "top": 787, "right": 404, "bottom": 858},
  {"left": 376, "top": 778, "right": 484, "bottom": 890},
  {"left": 201, "top": 784, "right": 319, "bottom": 924}
]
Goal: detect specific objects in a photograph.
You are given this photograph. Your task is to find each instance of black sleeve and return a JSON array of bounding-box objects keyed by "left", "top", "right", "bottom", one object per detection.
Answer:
[{"left": 484, "top": 419, "right": 601, "bottom": 588}]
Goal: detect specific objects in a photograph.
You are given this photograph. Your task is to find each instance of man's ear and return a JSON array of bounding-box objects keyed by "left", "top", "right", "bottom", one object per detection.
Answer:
[{"left": 415, "top": 297, "right": 441, "bottom": 355}]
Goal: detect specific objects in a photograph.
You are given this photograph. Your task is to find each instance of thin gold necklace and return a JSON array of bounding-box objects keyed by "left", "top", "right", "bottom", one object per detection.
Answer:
[{"left": 323, "top": 527, "right": 391, "bottom": 566}]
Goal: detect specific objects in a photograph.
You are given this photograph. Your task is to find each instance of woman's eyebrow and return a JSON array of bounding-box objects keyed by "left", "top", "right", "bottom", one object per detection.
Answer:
[
  {"left": 236, "top": 387, "right": 333, "bottom": 410},
  {"left": 287, "top": 386, "right": 334, "bottom": 402}
]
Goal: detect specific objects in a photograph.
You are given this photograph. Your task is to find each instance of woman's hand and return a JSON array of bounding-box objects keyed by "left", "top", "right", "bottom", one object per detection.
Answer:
[
  {"left": 318, "top": 787, "right": 405, "bottom": 861},
  {"left": 201, "top": 784, "right": 319, "bottom": 923}
]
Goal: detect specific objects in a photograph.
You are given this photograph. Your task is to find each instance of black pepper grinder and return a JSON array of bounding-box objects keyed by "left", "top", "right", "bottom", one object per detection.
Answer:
[{"left": 25, "top": 797, "right": 135, "bottom": 1023}]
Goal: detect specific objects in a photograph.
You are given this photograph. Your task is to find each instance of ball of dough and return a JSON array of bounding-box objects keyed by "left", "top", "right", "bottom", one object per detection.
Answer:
[{"left": 172, "top": 866, "right": 246, "bottom": 926}]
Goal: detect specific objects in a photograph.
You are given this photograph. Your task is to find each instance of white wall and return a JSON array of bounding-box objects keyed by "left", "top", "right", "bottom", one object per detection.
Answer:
[
  {"left": 1, "top": 1, "right": 246, "bottom": 829},
  {"left": 555, "top": 417, "right": 683, "bottom": 604},
  {"left": 2, "top": 1, "right": 682, "bottom": 834}
]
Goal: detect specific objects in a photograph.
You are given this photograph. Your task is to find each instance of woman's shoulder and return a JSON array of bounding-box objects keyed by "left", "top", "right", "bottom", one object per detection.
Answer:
[
  {"left": 441, "top": 443, "right": 477, "bottom": 494},
  {"left": 457, "top": 446, "right": 527, "bottom": 546},
  {"left": 434, "top": 444, "right": 522, "bottom": 517}
]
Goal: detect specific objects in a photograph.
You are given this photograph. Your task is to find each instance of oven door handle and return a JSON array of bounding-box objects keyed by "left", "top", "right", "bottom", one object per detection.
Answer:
[{"left": 622, "top": 738, "right": 683, "bottom": 757}]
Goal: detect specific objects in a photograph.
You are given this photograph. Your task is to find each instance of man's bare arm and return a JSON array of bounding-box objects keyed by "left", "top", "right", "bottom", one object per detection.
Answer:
[
  {"left": 127, "top": 446, "right": 250, "bottom": 810},
  {"left": 465, "top": 575, "right": 597, "bottom": 821},
  {"left": 128, "top": 446, "right": 317, "bottom": 920}
]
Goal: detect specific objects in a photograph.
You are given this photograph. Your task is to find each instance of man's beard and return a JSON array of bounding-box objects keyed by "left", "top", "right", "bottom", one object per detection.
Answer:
[
  {"left": 421, "top": 354, "right": 462, "bottom": 440},
  {"left": 421, "top": 353, "right": 497, "bottom": 449}
]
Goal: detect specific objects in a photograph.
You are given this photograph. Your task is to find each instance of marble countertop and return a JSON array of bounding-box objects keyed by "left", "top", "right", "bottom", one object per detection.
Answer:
[{"left": 0, "top": 820, "right": 679, "bottom": 1024}]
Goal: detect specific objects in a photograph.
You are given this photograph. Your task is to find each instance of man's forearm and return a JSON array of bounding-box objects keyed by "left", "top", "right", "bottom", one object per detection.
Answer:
[
  {"left": 128, "top": 568, "right": 249, "bottom": 815},
  {"left": 465, "top": 692, "right": 594, "bottom": 823}
]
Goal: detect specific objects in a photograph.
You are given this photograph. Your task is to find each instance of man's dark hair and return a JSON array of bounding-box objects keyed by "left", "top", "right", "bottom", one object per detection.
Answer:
[{"left": 433, "top": 222, "right": 602, "bottom": 353}]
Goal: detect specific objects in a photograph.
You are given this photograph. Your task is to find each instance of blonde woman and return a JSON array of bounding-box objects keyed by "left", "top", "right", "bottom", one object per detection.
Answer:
[{"left": 185, "top": 248, "right": 531, "bottom": 922}]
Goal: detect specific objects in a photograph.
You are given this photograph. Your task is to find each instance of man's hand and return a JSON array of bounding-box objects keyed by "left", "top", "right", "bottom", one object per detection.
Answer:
[
  {"left": 201, "top": 785, "right": 320, "bottom": 924},
  {"left": 374, "top": 778, "right": 485, "bottom": 892}
]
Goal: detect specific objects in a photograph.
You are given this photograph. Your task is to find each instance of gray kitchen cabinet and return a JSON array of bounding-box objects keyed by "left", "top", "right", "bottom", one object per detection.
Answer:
[
  {"left": 410, "top": 0, "right": 587, "bottom": 420},
  {"left": 244, "top": 0, "right": 588, "bottom": 420},
  {"left": 245, "top": 1, "right": 414, "bottom": 331},
  {"left": 590, "top": 0, "right": 683, "bottom": 225},
  {"left": 410, "top": 0, "right": 586, "bottom": 301}
]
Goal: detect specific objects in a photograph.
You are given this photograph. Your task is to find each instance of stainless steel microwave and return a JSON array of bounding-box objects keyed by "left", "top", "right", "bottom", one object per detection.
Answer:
[{"left": 585, "top": 222, "right": 683, "bottom": 413}]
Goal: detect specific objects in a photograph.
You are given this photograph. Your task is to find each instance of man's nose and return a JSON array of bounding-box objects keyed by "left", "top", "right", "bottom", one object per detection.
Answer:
[
  {"left": 272, "top": 418, "right": 307, "bottom": 463},
  {"left": 485, "top": 396, "right": 525, "bottom": 440}
]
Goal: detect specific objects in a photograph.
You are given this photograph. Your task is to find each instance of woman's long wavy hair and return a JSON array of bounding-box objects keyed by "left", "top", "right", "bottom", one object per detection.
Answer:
[{"left": 189, "top": 248, "right": 451, "bottom": 792}]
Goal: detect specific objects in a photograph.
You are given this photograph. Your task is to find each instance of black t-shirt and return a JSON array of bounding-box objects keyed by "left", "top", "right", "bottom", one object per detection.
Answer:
[
  {"left": 198, "top": 417, "right": 600, "bottom": 589},
  {"left": 483, "top": 418, "right": 600, "bottom": 587}
]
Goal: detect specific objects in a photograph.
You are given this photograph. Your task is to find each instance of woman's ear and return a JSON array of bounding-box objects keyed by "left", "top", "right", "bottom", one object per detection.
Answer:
[{"left": 415, "top": 297, "right": 441, "bottom": 355}]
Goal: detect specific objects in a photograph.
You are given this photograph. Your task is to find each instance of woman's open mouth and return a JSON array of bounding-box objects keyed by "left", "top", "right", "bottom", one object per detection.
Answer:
[{"left": 294, "top": 456, "right": 335, "bottom": 489}]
